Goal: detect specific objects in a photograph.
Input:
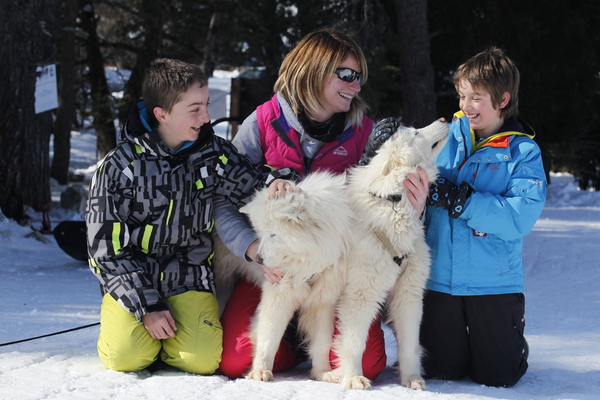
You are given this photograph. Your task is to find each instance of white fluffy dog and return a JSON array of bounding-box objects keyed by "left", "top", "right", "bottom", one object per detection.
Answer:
[{"left": 214, "top": 119, "right": 449, "bottom": 390}]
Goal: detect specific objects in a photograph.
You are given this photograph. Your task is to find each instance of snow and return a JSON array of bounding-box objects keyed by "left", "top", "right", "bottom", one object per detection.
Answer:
[{"left": 2, "top": 103, "right": 600, "bottom": 399}]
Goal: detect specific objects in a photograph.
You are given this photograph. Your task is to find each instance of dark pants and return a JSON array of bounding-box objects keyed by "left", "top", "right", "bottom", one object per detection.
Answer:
[{"left": 420, "top": 290, "right": 528, "bottom": 387}]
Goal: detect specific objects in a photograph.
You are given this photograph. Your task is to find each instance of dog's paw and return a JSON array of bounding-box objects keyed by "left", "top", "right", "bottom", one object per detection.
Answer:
[
  {"left": 319, "top": 370, "right": 341, "bottom": 383},
  {"left": 402, "top": 375, "right": 426, "bottom": 390},
  {"left": 246, "top": 368, "right": 274, "bottom": 382},
  {"left": 342, "top": 375, "right": 371, "bottom": 390}
]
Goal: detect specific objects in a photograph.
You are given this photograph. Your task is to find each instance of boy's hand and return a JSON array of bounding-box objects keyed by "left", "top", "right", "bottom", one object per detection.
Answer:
[
  {"left": 142, "top": 310, "right": 177, "bottom": 339},
  {"left": 359, "top": 117, "right": 401, "bottom": 166},
  {"left": 404, "top": 166, "right": 429, "bottom": 215},
  {"left": 427, "top": 177, "right": 474, "bottom": 218}
]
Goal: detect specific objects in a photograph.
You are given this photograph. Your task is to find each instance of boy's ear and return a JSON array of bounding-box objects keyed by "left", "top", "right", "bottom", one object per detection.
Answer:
[
  {"left": 153, "top": 106, "right": 167, "bottom": 123},
  {"left": 499, "top": 92, "right": 510, "bottom": 109}
]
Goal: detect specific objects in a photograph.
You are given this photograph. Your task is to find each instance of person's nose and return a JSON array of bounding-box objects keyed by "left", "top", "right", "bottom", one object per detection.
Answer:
[
  {"left": 349, "top": 78, "right": 361, "bottom": 92},
  {"left": 199, "top": 109, "right": 210, "bottom": 125}
]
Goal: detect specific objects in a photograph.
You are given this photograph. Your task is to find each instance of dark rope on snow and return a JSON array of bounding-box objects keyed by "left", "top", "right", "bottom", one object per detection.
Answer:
[{"left": 0, "top": 322, "right": 100, "bottom": 347}]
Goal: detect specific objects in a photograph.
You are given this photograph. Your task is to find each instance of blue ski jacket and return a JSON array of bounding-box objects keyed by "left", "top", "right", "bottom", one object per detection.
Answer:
[{"left": 424, "top": 111, "right": 547, "bottom": 295}]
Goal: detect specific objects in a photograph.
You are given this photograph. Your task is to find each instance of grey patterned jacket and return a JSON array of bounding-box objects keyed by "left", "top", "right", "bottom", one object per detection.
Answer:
[{"left": 86, "top": 101, "right": 285, "bottom": 320}]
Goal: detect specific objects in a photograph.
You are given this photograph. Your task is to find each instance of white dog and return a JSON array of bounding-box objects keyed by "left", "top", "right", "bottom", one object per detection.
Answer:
[{"left": 214, "top": 119, "right": 449, "bottom": 390}]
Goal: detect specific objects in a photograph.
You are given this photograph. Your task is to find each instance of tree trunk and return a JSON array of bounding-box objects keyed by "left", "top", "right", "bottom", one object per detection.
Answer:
[
  {"left": 51, "top": 0, "right": 79, "bottom": 185},
  {"left": 0, "top": 0, "right": 59, "bottom": 222},
  {"left": 116, "top": 0, "right": 164, "bottom": 128},
  {"left": 202, "top": 12, "right": 220, "bottom": 78},
  {"left": 395, "top": 0, "right": 437, "bottom": 128},
  {"left": 80, "top": 0, "right": 117, "bottom": 159}
]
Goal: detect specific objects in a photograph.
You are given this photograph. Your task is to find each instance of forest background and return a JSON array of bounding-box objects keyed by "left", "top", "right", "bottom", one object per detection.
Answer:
[{"left": 1, "top": 0, "right": 599, "bottom": 223}]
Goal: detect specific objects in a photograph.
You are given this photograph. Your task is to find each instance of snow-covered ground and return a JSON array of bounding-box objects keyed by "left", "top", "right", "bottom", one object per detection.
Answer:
[{"left": 1, "top": 78, "right": 599, "bottom": 398}]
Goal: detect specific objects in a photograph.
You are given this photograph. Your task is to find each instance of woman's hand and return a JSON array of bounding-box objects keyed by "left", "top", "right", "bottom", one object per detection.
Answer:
[
  {"left": 246, "top": 239, "right": 284, "bottom": 284},
  {"left": 268, "top": 179, "right": 298, "bottom": 199},
  {"left": 258, "top": 264, "right": 284, "bottom": 284}
]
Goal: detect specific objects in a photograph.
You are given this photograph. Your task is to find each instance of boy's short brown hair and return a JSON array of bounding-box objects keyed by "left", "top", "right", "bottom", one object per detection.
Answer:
[
  {"left": 142, "top": 58, "right": 208, "bottom": 128},
  {"left": 454, "top": 47, "right": 520, "bottom": 119}
]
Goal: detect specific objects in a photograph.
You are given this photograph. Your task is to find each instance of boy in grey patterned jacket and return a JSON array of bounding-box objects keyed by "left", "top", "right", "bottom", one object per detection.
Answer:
[{"left": 86, "top": 58, "right": 295, "bottom": 374}]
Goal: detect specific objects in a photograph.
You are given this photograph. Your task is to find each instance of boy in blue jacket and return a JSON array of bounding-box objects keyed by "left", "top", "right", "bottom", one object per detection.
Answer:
[{"left": 421, "top": 47, "right": 547, "bottom": 387}]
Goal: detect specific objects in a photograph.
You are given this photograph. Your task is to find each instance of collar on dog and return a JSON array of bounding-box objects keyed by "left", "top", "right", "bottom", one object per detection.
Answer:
[
  {"left": 369, "top": 192, "right": 402, "bottom": 203},
  {"left": 372, "top": 229, "right": 405, "bottom": 267}
]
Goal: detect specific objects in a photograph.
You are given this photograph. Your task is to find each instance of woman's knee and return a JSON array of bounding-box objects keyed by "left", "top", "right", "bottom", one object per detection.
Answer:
[
  {"left": 361, "top": 316, "right": 386, "bottom": 381},
  {"left": 219, "top": 280, "right": 261, "bottom": 378},
  {"left": 219, "top": 351, "right": 251, "bottom": 379}
]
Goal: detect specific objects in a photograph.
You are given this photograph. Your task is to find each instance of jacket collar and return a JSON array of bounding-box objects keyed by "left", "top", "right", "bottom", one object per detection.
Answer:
[{"left": 454, "top": 110, "right": 535, "bottom": 153}]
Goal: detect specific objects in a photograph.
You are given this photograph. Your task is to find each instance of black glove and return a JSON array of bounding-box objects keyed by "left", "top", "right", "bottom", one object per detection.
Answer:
[
  {"left": 358, "top": 117, "right": 401, "bottom": 166},
  {"left": 427, "top": 177, "right": 474, "bottom": 218}
]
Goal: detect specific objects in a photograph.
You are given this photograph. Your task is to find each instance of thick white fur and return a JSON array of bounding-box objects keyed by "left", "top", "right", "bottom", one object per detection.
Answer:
[{"left": 214, "top": 120, "right": 449, "bottom": 390}]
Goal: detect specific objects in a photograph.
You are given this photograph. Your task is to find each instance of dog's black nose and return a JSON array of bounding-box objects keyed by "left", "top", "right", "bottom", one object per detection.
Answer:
[{"left": 256, "top": 254, "right": 264, "bottom": 265}]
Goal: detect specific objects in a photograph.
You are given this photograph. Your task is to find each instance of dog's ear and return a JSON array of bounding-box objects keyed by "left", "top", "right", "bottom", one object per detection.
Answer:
[
  {"left": 378, "top": 157, "right": 393, "bottom": 176},
  {"left": 240, "top": 189, "right": 269, "bottom": 215},
  {"left": 275, "top": 206, "right": 308, "bottom": 225},
  {"left": 240, "top": 198, "right": 259, "bottom": 215},
  {"left": 371, "top": 136, "right": 399, "bottom": 177},
  {"left": 274, "top": 194, "right": 309, "bottom": 225}
]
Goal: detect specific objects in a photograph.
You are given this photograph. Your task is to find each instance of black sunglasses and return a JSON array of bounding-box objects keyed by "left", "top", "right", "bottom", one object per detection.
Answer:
[{"left": 334, "top": 67, "right": 363, "bottom": 85}]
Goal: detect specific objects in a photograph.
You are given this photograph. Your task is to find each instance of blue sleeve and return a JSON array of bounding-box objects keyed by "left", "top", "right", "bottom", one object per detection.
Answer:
[{"left": 460, "top": 139, "right": 547, "bottom": 241}]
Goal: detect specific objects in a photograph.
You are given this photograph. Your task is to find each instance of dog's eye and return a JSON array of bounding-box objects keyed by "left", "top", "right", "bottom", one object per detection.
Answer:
[{"left": 270, "top": 234, "right": 276, "bottom": 238}]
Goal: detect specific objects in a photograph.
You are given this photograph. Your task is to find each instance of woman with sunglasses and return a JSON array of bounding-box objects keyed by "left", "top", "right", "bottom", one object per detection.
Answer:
[{"left": 215, "top": 26, "right": 429, "bottom": 381}]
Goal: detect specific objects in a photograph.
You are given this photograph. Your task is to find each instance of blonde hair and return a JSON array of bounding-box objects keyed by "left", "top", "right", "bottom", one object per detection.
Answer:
[
  {"left": 274, "top": 27, "right": 369, "bottom": 127},
  {"left": 454, "top": 47, "right": 520, "bottom": 119}
]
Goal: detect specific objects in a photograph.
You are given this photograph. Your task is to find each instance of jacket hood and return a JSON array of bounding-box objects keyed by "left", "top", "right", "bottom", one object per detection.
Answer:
[
  {"left": 126, "top": 100, "right": 154, "bottom": 138},
  {"left": 500, "top": 116, "right": 535, "bottom": 136}
]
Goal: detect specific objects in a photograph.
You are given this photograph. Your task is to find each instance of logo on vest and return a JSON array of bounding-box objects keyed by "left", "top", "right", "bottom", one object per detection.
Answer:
[{"left": 333, "top": 146, "right": 348, "bottom": 156}]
